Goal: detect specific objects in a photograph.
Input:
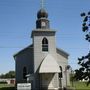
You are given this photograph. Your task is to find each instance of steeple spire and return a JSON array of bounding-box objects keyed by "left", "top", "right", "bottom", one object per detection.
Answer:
[{"left": 36, "top": 0, "right": 50, "bottom": 29}]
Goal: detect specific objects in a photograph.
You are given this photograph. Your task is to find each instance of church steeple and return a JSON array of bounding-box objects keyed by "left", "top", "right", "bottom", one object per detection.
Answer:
[{"left": 36, "top": 0, "right": 50, "bottom": 29}]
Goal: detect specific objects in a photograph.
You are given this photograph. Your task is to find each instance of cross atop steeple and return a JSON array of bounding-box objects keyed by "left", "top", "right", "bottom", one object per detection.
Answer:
[
  {"left": 41, "top": 0, "right": 44, "bottom": 9},
  {"left": 36, "top": 0, "right": 50, "bottom": 29}
]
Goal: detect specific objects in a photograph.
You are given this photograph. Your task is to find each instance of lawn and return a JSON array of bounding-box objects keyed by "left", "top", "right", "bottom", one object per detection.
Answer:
[
  {"left": 70, "top": 81, "right": 90, "bottom": 90},
  {"left": 0, "top": 82, "right": 90, "bottom": 90},
  {"left": 0, "top": 84, "right": 15, "bottom": 90}
]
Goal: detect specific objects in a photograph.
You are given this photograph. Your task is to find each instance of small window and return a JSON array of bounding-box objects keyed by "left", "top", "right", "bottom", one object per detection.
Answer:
[
  {"left": 42, "top": 37, "right": 48, "bottom": 51},
  {"left": 23, "top": 67, "right": 27, "bottom": 79},
  {"left": 59, "top": 66, "right": 63, "bottom": 78}
]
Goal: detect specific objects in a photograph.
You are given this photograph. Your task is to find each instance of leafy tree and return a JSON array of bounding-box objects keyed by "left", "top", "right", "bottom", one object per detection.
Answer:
[
  {"left": 74, "top": 11, "right": 90, "bottom": 86},
  {"left": 0, "top": 71, "right": 15, "bottom": 79}
]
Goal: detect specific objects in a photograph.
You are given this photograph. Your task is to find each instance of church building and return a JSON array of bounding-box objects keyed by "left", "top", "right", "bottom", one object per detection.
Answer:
[{"left": 14, "top": 2, "right": 70, "bottom": 90}]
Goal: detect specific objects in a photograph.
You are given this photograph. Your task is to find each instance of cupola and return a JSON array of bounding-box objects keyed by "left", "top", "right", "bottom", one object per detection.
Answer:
[
  {"left": 36, "top": 8, "right": 50, "bottom": 29},
  {"left": 37, "top": 8, "right": 48, "bottom": 19}
]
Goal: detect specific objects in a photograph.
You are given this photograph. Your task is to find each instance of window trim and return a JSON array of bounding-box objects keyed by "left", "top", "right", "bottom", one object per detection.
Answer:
[{"left": 42, "top": 37, "right": 48, "bottom": 52}]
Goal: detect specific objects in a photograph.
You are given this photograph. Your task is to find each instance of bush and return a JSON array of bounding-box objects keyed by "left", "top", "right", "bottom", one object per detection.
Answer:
[
  {"left": 0, "top": 87, "right": 15, "bottom": 90},
  {"left": 0, "top": 82, "right": 7, "bottom": 84}
]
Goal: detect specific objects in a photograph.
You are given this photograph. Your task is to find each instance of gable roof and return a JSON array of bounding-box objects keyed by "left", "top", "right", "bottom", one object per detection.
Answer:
[
  {"left": 13, "top": 44, "right": 69, "bottom": 59},
  {"left": 39, "top": 54, "right": 60, "bottom": 73},
  {"left": 13, "top": 44, "right": 33, "bottom": 58},
  {"left": 56, "top": 48, "right": 69, "bottom": 59}
]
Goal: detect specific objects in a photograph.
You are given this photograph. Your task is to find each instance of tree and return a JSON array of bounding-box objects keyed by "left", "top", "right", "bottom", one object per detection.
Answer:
[
  {"left": 0, "top": 71, "right": 15, "bottom": 79},
  {"left": 74, "top": 11, "right": 90, "bottom": 86}
]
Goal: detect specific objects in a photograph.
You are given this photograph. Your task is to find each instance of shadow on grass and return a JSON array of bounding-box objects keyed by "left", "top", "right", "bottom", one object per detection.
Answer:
[{"left": 0, "top": 87, "right": 15, "bottom": 90}]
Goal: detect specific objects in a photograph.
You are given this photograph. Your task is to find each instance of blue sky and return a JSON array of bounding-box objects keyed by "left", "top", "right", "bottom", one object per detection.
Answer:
[{"left": 0, "top": 0, "right": 90, "bottom": 74}]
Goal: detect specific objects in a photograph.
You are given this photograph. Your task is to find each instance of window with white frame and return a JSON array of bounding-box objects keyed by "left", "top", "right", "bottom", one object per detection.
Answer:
[{"left": 42, "top": 37, "right": 48, "bottom": 51}]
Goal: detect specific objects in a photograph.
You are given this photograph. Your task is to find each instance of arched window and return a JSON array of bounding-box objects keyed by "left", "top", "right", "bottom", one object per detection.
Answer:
[
  {"left": 59, "top": 66, "right": 63, "bottom": 78},
  {"left": 23, "top": 67, "right": 27, "bottom": 79},
  {"left": 42, "top": 37, "right": 48, "bottom": 51}
]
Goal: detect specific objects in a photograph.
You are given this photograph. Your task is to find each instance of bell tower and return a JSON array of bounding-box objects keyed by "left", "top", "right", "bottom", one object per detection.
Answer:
[
  {"left": 31, "top": 0, "right": 56, "bottom": 74},
  {"left": 36, "top": 8, "right": 50, "bottom": 29}
]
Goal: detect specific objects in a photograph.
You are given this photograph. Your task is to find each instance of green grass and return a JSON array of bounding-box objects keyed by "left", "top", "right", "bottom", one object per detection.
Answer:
[
  {"left": 0, "top": 82, "right": 90, "bottom": 90},
  {"left": 70, "top": 81, "right": 90, "bottom": 90},
  {"left": 0, "top": 84, "right": 15, "bottom": 90}
]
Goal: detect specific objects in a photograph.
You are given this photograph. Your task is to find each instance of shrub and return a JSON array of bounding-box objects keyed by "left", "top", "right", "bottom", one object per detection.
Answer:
[{"left": 0, "top": 82, "right": 7, "bottom": 84}]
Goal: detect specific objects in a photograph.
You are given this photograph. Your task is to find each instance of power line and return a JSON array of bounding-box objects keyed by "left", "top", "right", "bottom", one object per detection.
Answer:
[{"left": 0, "top": 46, "right": 88, "bottom": 49}]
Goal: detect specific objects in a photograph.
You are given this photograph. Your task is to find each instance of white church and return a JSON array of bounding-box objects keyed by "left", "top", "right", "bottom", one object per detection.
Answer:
[{"left": 14, "top": 2, "right": 70, "bottom": 90}]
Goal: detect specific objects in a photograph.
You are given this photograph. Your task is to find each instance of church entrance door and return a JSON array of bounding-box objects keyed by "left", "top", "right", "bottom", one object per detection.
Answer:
[{"left": 40, "top": 73, "right": 54, "bottom": 89}]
